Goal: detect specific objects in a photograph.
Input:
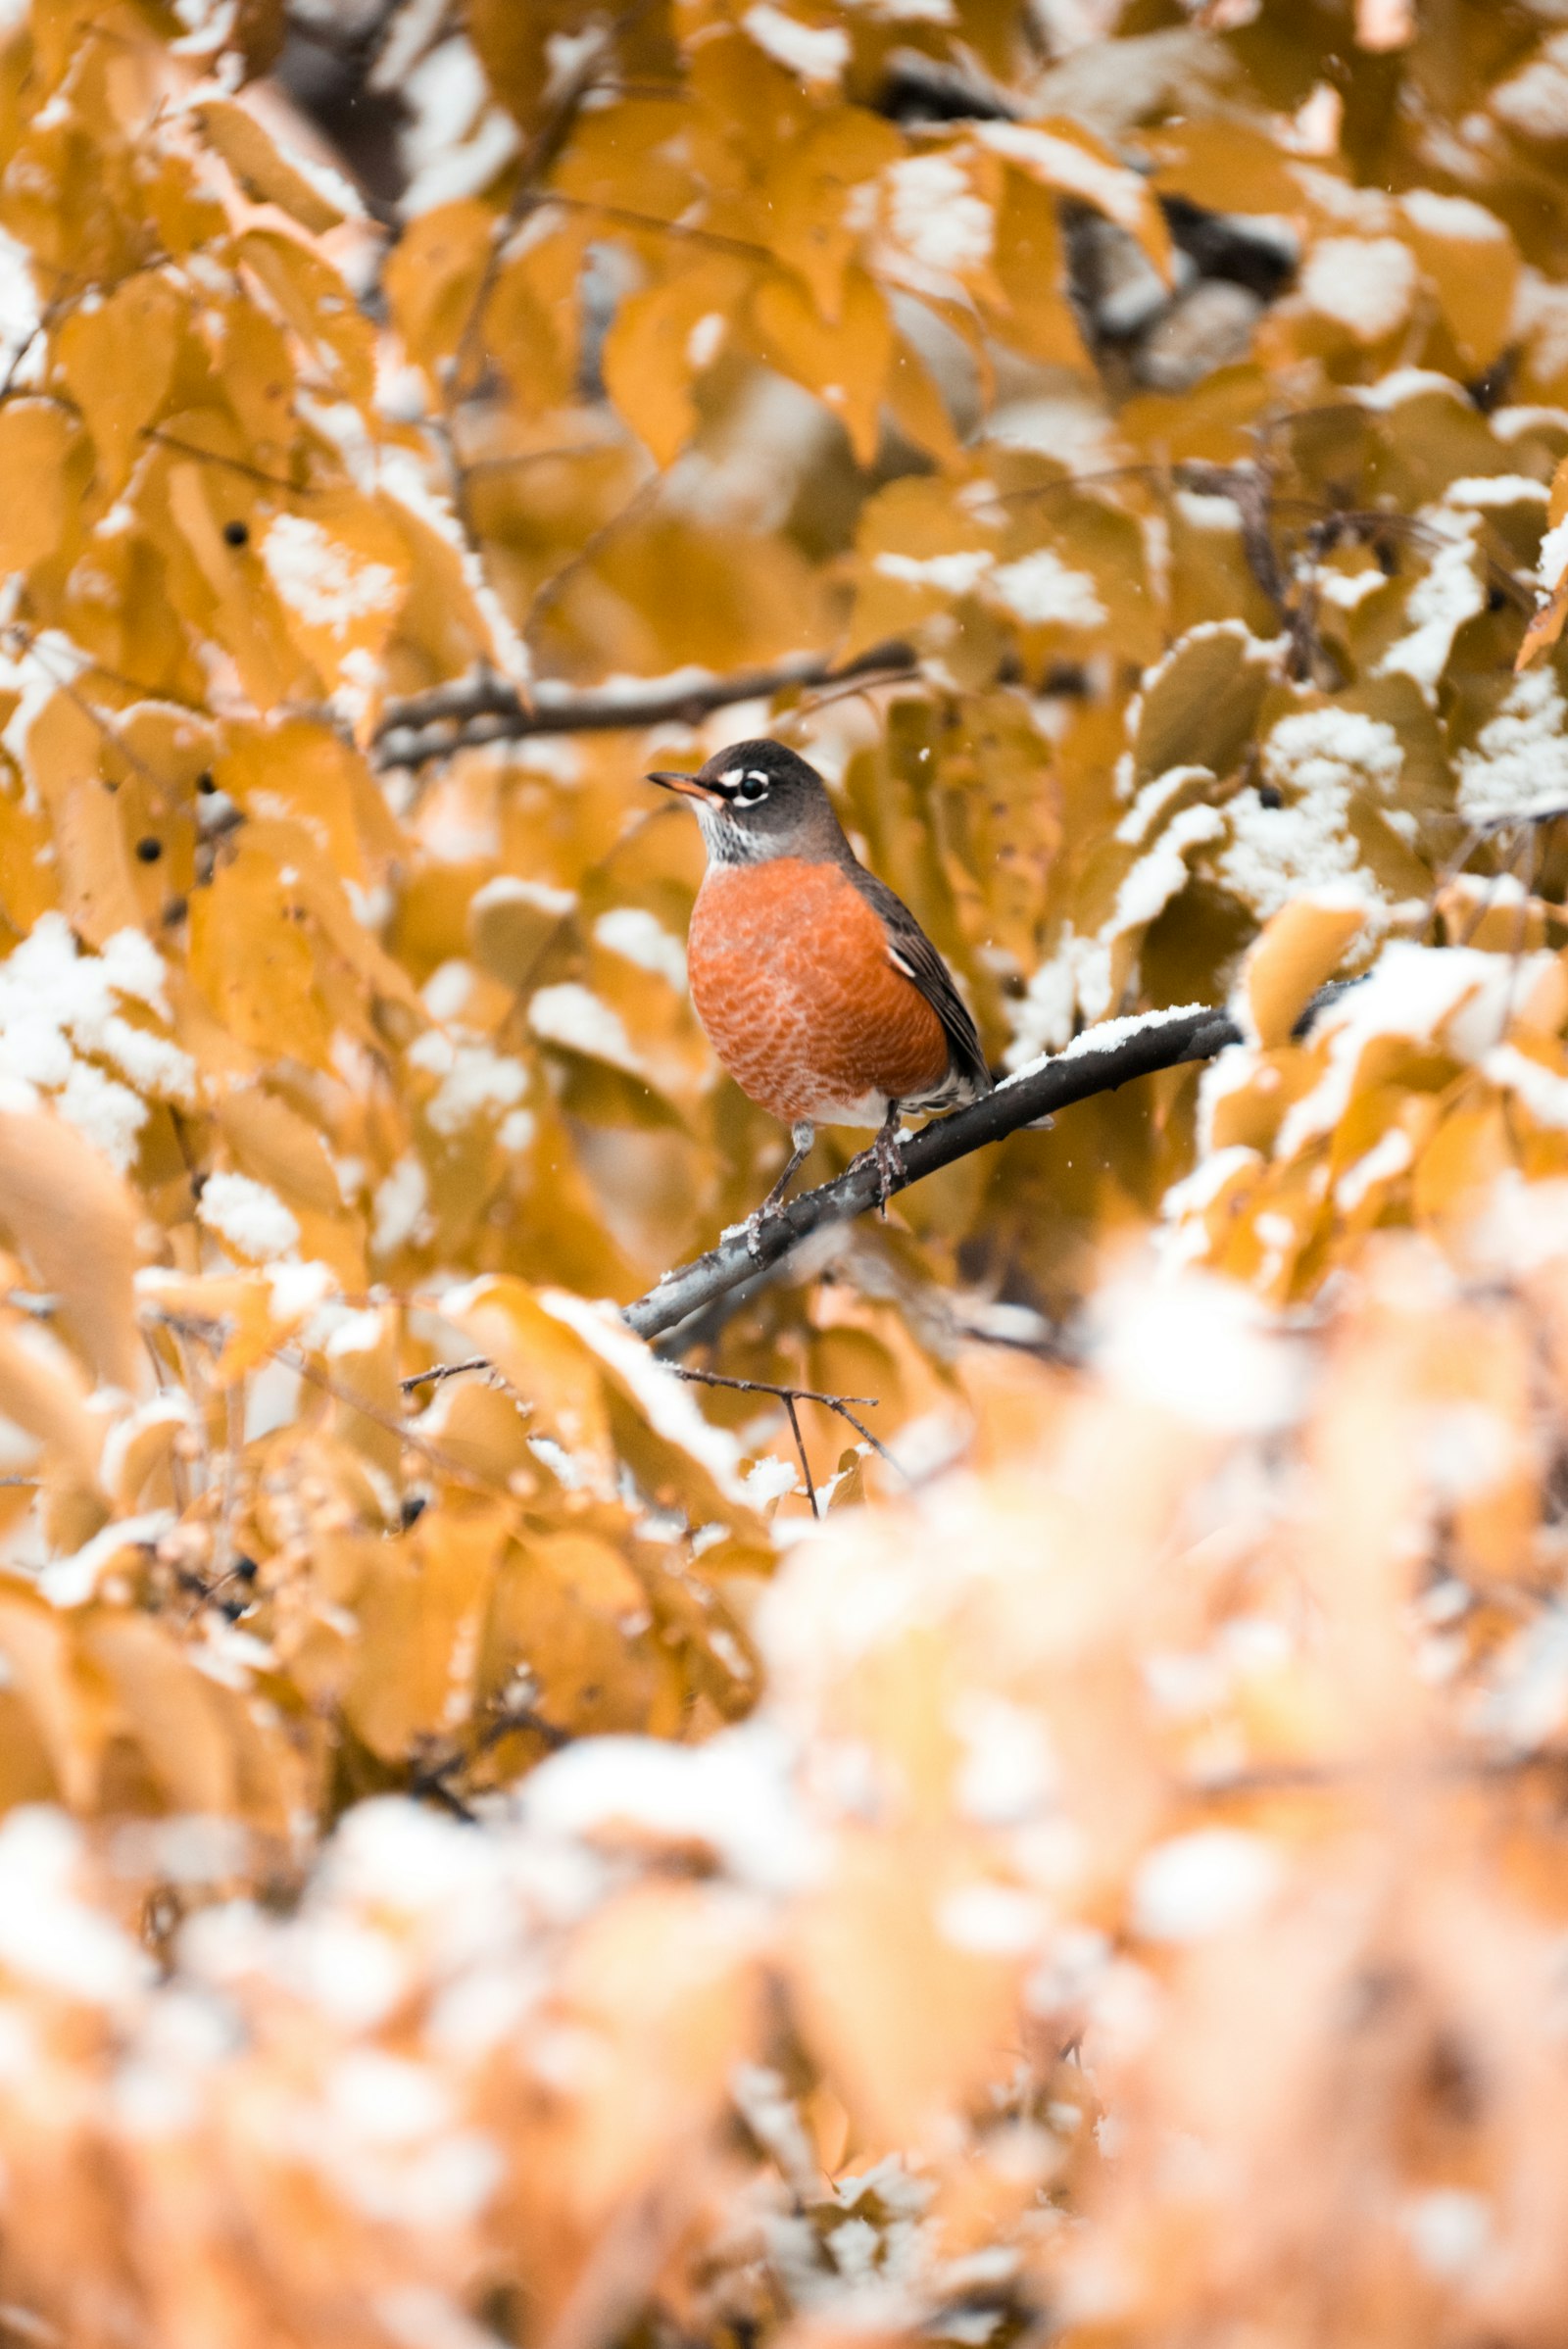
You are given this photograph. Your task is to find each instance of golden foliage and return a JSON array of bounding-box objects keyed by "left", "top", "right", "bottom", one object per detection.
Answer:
[{"left": 1, "top": 1, "right": 1568, "bottom": 2345}]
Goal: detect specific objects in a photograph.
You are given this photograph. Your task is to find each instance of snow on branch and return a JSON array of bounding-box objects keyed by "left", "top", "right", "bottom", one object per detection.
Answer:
[
  {"left": 623, "top": 1002, "right": 1245, "bottom": 1346},
  {"left": 372, "top": 642, "right": 919, "bottom": 770}
]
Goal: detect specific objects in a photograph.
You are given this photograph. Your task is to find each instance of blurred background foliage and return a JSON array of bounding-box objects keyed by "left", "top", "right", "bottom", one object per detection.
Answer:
[{"left": 8, "top": 0, "right": 1568, "bottom": 2344}]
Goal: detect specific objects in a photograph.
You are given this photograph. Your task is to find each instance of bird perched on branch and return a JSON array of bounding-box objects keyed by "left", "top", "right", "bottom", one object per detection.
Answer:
[{"left": 648, "top": 738, "right": 992, "bottom": 1247}]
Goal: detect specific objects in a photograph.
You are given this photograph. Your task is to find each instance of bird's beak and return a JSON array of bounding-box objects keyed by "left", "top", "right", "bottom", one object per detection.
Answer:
[{"left": 647, "top": 768, "right": 722, "bottom": 805}]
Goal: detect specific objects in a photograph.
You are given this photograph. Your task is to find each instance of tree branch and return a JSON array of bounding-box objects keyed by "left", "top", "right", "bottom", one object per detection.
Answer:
[
  {"left": 371, "top": 642, "right": 918, "bottom": 770},
  {"left": 623, "top": 1003, "right": 1244, "bottom": 1345}
]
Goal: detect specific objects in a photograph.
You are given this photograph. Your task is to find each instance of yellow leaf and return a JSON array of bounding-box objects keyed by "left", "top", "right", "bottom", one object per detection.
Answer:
[
  {"left": 486, "top": 1530, "right": 659, "bottom": 1738},
  {"left": 383, "top": 200, "right": 492, "bottom": 378},
  {"left": 769, "top": 111, "right": 904, "bottom": 323},
  {"left": 56, "top": 270, "right": 184, "bottom": 492},
  {"left": 138, "top": 1266, "right": 325, "bottom": 1385},
  {"left": 1245, "top": 896, "right": 1369, "bottom": 1050},
  {"left": 188, "top": 840, "right": 333, "bottom": 1070},
  {"left": 235, "top": 227, "right": 375, "bottom": 408},
  {"left": 256, "top": 494, "right": 411, "bottom": 708},
  {"left": 0, "top": 1110, "right": 143, "bottom": 1391},
  {"left": 1400, "top": 192, "right": 1518, "bottom": 373},
  {"left": 444, "top": 1274, "right": 612, "bottom": 1483},
  {"left": 344, "top": 1504, "right": 513, "bottom": 1760},
  {"left": 748, "top": 264, "right": 894, "bottom": 465},
  {"left": 79, "top": 1611, "right": 239, "bottom": 1814},
  {"left": 0, "top": 1319, "right": 100, "bottom": 1492},
  {"left": 0, "top": 401, "right": 80, "bottom": 570},
  {"left": 469, "top": 0, "right": 604, "bottom": 133},
  {"left": 216, "top": 722, "right": 376, "bottom": 884},
  {"left": 195, "top": 95, "right": 353, "bottom": 234},
  {"left": 989, "top": 167, "right": 1087, "bottom": 368},
  {"left": 976, "top": 116, "right": 1173, "bottom": 283},
  {"left": 0, "top": 1580, "right": 106, "bottom": 1809},
  {"left": 602, "top": 257, "right": 752, "bottom": 468},
  {"left": 49, "top": 784, "right": 145, "bottom": 949}
]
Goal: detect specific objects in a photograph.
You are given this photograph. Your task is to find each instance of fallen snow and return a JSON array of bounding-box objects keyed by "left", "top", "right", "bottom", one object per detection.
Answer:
[
  {"left": 873, "top": 549, "right": 995, "bottom": 595},
  {"left": 1217, "top": 707, "right": 1402, "bottom": 922},
  {"left": 1131, "top": 1827, "right": 1283, "bottom": 1940},
  {"left": 522, "top": 1721, "right": 821, "bottom": 1892},
  {"left": 1097, "top": 1271, "right": 1305, "bottom": 1435},
  {"left": 1399, "top": 187, "right": 1507, "bottom": 242},
  {"left": 407, "top": 1031, "right": 529, "bottom": 1138},
  {"left": 1491, "top": 35, "right": 1568, "bottom": 142},
  {"left": 882, "top": 153, "right": 992, "bottom": 276},
  {"left": 1456, "top": 667, "right": 1568, "bottom": 826},
  {"left": 742, "top": 3, "right": 848, "bottom": 81},
  {"left": 528, "top": 983, "right": 644, "bottom": 1074},
  {"left": 261, "top": 514, "right": 401, "bottom": 639},
  {"left": 1377, "top": 514, "right": 1485, "bottom": 695},
  {"left": 1301, "top": 235, "right": 1418, "bottom": 341},
  {"left": 593, "top": 907, "right": 687, "bottom": 990},
  {"left": 1538, "top": 513, "right": 1568, "bottom": 591},
  {"left": 976, "top": 122, "right": 1149, "bottom": 241},
  {"left": 1276, "top": 941, "right": 1556, "bottom": 1157},
  {"left": 0, "top": 1808, "right": 152, "bottom": 2003},
  {"left": 1335, "top": 1121, "right": 1413, "bottom": 1210},
  {"left": 197, "top": 1170, "right": 301, "bottom": 1263},
  {"left": 988, "top": 549, "right": 1106, "bottom": 628},
  {"left": 0, "top": 915, "right": 194, "bottom": 1170}
]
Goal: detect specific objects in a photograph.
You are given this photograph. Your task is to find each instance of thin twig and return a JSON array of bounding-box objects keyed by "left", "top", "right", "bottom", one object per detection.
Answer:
[
  {"left": 669, "top": 1361, "right": 902, "bottom": 1485},
  {"left": 400, "top": 1355, "right": 494, "bottom": 1393},
  {"left": 141, "top": 428, "right": 313, "bottom": 493},
  {"left": 781, "top": 1395, "right": 817, "bottom": 1517}
]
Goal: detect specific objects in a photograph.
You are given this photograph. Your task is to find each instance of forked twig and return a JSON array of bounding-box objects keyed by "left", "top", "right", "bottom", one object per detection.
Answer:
[
  {"left": 668, "top": 1362, "right": 905, "bottom": 1515},
  {"left": 395, "top": 1351, "right": 901, "bottom": 1519}
]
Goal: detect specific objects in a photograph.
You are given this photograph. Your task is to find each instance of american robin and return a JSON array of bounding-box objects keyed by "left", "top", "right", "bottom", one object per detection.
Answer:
[{"left": 648, "top": 738, "right": 992, "bottom": 1243}]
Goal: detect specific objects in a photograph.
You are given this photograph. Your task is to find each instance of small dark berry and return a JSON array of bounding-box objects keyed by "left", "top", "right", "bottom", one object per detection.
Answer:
[
  {"left": 135, "top": 836, "right": 163, "bottom": 863},
  {"left": 233, "top": 1553, "right": 259, "bottom": 1584},
  {"left": 222, "top": 518, "right": 250, "bottom": 548},
  {"left": 197, "top": 770, "right": 217, "bottom": 795},
  {"left": 400, "top": 1493, "right": 428, "bottom": 1531},
  {"left": 1258, "top": 783, "right": 1284, "bottom": 810}
]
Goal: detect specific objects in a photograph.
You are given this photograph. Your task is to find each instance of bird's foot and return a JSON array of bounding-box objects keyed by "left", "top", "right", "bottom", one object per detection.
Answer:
[{"left": 850, "top": 1121, "right": 906, "bottom": 1218}]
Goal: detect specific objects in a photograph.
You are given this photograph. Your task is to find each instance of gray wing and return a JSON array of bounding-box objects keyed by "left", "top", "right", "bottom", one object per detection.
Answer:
[{"left": 851, "top": 867, "right": 993, "bottom": 1102}]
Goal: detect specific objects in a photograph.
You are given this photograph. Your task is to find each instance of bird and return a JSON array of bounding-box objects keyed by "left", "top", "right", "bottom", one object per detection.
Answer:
[{"left": 647, "top": 737, "right": 992, "bottom": 1247}]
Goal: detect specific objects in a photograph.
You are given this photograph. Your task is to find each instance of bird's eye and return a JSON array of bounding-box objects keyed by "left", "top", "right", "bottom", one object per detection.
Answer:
[{"left": 734, "top": 772, "right": 769, "bottom": 805}]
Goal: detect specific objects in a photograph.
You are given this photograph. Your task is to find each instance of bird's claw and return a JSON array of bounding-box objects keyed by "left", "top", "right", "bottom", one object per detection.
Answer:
[{"left": 870, "top": 1122, "right": 906, "bottom": 1218}]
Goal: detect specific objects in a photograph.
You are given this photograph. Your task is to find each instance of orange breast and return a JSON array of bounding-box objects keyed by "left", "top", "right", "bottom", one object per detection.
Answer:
[{"left": 687, "top": 858, "right": 951, "bottom": 1126}]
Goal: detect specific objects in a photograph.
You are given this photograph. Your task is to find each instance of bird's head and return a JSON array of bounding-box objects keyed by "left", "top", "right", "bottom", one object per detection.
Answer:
[{"left": 647, "top": 739, "right": 843, "bottom": 865}]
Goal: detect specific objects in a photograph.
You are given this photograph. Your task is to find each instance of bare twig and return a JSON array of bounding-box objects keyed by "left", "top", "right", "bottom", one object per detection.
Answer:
[
  {"left": 398, "top": 1350, "right": 895, "bottom": 1516},
  {"left": 781, "top": 1394, "right": 816, "bottom": 1517},
  {"left": 372, "top": 641, "right": 919, "bottom": 770},
  {"left": 400, "top": 1356, "right": 494, "bottom": 1393},
  {"left": 141, "top": 428, "right": 312, "bottom": 493},
  {"left": 449, "top": 0, "right": 658, "bottom": 406},
  {"left": 667, "top": 1362, "right": 901, "bottom": 1515}
]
